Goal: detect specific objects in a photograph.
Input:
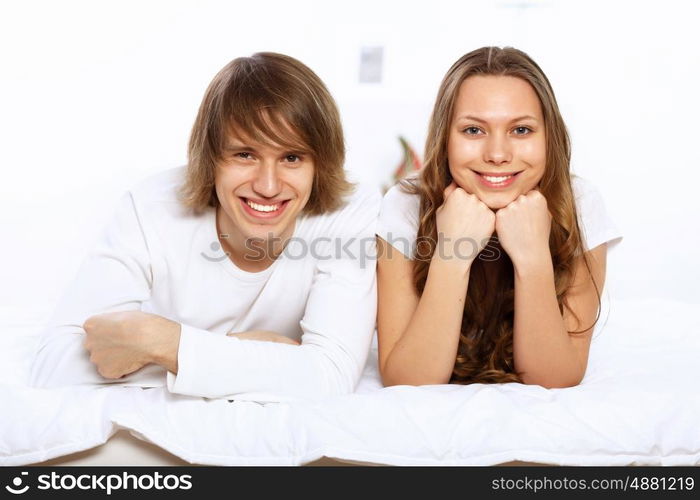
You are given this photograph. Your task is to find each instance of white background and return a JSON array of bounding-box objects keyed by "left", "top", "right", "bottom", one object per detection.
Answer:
[{"left": 1, "top": 0, "right": 698, "bottom": 313}]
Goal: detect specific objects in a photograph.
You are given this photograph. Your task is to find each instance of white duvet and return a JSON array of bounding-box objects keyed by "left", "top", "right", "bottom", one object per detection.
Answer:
[{"left": 2, "top": 297, "right": 699, "bottom": 466}]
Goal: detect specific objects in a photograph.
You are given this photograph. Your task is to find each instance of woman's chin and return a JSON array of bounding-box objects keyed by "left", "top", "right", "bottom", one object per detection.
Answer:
[
  {"left": 459, "top": 185, "right": 516, "bottom": 210},
  {"left": 482, "top": 197, "right": 513, "bottom": 211}
]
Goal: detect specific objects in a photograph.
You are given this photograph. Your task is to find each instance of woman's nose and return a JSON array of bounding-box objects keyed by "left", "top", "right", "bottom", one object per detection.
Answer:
[{"left": 483, "top": 134, "right": 512, "bottom": 165}]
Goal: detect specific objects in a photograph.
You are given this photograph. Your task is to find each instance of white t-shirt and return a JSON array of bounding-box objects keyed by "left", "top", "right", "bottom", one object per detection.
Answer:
[
  {"left": 377, "top": 173, "right": 623, "bottom": 259},
  {"left": 30, "top": 166, "right": 381, "bottom": 403}
]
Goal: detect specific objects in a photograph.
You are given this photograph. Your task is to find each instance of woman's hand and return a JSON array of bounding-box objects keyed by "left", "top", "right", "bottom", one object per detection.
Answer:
[
  {"left": 495, "top": 188, "right": 552, "bottom": 270},
  {"left": 226, "top": 330, "right": 300, "bottom": 345},
  {"left": 82, "top": 311, "right": 180, "bottom": 379},
  {"left": 435, "top": 181, "right": 496, "bottom": 264}
]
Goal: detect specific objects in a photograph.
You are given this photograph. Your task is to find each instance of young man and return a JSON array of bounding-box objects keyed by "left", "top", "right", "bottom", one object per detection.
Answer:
[{"left": 29, "top": 52, "right": 380, "bottom": 403}]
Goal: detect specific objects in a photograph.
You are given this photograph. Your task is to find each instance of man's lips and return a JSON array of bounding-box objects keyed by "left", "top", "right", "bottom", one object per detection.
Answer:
[
  {"left": 238, "top": 197, "right": 290, "bottom": 219},
  {"left": 242, "top": 197, "right": 290, "bottom": 205},
  {"left": 472, "top": 170, "right": 523, "bottom": 177}
]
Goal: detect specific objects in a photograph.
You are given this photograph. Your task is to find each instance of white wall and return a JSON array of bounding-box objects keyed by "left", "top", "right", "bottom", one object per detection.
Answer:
[{"left": 1, "top": 0, "right": 698, "bottom": 312}]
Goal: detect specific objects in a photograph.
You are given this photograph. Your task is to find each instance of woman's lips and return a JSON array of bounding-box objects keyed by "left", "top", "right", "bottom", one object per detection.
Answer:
[
  {"left": 473, "top": 170, "right": 522, "bottom": 189},
  {"left": 239, "top": 197, "right": 290, "bottom": 219}
]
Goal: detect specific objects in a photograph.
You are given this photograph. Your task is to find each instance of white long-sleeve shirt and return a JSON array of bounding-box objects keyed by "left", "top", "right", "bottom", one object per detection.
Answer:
[{"left": 29, "top": 166, "right": 380, "bottom": 403}]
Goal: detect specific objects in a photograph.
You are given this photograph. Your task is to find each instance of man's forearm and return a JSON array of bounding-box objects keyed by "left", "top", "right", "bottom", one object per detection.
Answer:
[
  {"left": 149, "top": 320, "right": 307, "bottom": 375},
  {"left": 512, "top": 255, "right": 583, "bottom": 388},
  {"left": 146, "top": 316, "right": 181, "bottom": 374},
  {"left": 31, "top": 325, "right": 168, "bottom": 388}
]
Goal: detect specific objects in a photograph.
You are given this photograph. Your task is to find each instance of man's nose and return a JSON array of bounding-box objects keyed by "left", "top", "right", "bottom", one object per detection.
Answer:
[{"left": 251, "top": 162, "right": 282, "bottom": 198}]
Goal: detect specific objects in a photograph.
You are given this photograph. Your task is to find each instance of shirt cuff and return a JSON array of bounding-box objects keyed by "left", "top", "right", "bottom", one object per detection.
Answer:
[
  {"left": 164, "top": 323, "right": 299, "bottom": 402},
  {"left": 166, "top": 322, "right": 224, "bottom": 396}
]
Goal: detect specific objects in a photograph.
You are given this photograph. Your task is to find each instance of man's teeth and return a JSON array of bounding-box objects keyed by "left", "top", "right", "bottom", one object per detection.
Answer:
[
  {"left": 246, "top": 200, "right": 281, "bottom": 212},
  {"left": 482, "top": 174, "right": 514, "bottom": 183}
]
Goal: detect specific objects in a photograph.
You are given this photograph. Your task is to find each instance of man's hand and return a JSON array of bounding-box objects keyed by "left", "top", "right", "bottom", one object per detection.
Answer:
[
  {"left": 82, "top": 311, "right": 181, "bottom": 379},
  {"left": 226, "top": 330, "right": 300, "bottom": 345}
]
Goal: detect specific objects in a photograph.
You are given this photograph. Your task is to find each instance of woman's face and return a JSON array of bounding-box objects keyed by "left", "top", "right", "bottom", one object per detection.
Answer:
[{"left": 447, "top": 75, "right": 547, "bottom": 210}]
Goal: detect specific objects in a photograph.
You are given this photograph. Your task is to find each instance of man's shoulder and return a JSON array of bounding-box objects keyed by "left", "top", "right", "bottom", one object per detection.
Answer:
[
  {"left": 303, "top": 181, "right": 381, "bottom": 237},
  {"left": 123, "top": 166, "right": 207, "bottom": 229},
  {"left": 341, "top": 182, "right": 382, "bottom": 222},
  {"left": 342, "top": 182, "right": 382, "bottom": 214},
  {"left": 128, "top": 166, "right": 187, "bottom": 205}
]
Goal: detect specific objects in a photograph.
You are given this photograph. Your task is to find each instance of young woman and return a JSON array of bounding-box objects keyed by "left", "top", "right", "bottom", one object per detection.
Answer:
[{"left": 376, "top": 46, "right": 622, "bottom": 389}]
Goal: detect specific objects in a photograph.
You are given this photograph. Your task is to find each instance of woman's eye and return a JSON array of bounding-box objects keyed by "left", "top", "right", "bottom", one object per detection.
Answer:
[
  {"left": 462, "top": 126, "right": 533, "bottom": 136},
  {"left": 284, "top": 154, "right": 301, "bottom": 163},
  {"left": 235, "top": 152, "right": 253, "bottom": 160}
]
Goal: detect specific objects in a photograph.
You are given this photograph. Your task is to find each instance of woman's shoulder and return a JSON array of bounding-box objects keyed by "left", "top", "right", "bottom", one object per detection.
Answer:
[
  {"left": 569, "top": 174, "right": 623, "bottom": 253},
  {"left": 570, "top": 174, "right": 610, "bottom": 218},
  {"left": 382, "top": 173, "right": 422, "bottom": 213},
  {"left": 377, "top": 173, "right": 422, "bottom": 257},
  {"left": 570, "top": 174, "right": 600, "bottom": 199}
]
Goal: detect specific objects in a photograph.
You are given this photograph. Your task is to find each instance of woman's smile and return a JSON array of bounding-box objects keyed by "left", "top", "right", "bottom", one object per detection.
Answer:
[{"left": 472, "top": 170, "right": 523, "bottom": 189}]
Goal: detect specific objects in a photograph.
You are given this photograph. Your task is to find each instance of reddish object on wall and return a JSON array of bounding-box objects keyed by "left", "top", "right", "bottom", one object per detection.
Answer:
[{"left": 383, "top": 136, "right": 422, "bottom": 193}]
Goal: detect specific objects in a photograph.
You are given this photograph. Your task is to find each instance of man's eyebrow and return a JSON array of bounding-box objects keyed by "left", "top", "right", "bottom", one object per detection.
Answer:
[
  {"left": 456, "top": 114, "right": 539, "bottom": 123},
  {"left": 225, "top": 143, "right": 258, "bottom": 152},
  {"left": 225, "top": 142, "right": 312, "bottom": 154}
]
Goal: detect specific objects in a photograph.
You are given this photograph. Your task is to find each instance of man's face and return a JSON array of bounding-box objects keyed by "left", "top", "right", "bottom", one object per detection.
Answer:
[
  {"left": 447, "top": 75, "right": 547, "bottom": 210},
  {"left": 214, "top": 129, "right": 314, "bottom": 252}
]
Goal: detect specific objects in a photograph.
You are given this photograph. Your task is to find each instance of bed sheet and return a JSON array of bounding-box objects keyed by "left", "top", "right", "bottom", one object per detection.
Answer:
[{"left": 1, "top": 297, "right": 699, "bottom": 466}]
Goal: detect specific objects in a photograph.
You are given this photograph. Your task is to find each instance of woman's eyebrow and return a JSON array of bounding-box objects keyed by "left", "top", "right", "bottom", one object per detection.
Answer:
[{"left": 457, "top": 114, "right": 539, "bottom": 123}]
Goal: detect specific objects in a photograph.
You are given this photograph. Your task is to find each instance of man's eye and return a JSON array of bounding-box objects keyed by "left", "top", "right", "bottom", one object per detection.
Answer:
[
  {"left": 235, "top": 152, "right": 253, "bottom": 160},
  {"left": 284, "top": 154, "right": 301, "bottom": 163},
  {"left": 463, "top": 127, "right": 482, "bottom": 135}
]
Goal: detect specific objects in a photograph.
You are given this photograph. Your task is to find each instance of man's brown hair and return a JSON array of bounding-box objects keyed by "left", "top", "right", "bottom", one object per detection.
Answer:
[{"left": 178, "top": 52, "right": 353, "bottom": 215}]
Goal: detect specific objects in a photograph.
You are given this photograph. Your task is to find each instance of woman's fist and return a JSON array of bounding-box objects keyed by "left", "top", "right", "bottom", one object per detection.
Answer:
[{"left": 435, "top": 181, "right": 496, "bottom": 264}]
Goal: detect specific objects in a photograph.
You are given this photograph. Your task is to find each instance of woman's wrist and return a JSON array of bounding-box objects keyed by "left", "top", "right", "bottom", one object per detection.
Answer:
[
  {"left": 513, "top": 252, "right": 554, "bottom": 280},
  {"left": 429, "top": 251, "right": 474, "bottom": 276}
]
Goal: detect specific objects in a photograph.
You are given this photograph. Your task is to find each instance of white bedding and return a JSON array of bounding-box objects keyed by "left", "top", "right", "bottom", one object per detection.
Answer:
[{"left": 2, "top": 297, "right": 699, "bottom": 466}]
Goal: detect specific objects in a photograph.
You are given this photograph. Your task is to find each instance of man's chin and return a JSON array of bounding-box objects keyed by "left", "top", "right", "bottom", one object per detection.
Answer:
[
  {"left": 233, "top": 209, "right": 297, "bottom": 245},
  {"left": 242, "top": 229, "right": 282, "bottom": 244},
  {"left": 242, "top": 221, "right": 298, "bottom": 244}
]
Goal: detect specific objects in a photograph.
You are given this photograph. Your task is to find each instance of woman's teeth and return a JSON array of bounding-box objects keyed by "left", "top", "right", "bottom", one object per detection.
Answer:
[
  {"left": 246, "top": 200, "right": 281, "bottom": 212},
  {"left": 482, "top": 174, "right": 514, "bottom": 183}
]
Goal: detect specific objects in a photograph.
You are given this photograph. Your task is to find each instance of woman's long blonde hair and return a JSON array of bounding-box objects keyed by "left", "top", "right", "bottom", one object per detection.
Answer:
[{"left": 402, "top": 46, "right": 601, "bottom": 384}]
